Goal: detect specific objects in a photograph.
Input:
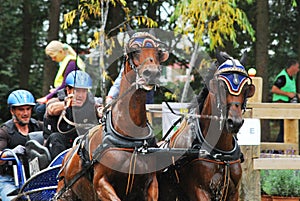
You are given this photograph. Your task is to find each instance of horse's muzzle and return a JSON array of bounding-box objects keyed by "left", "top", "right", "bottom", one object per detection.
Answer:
[
  {"left": 141, "top": 67, "right": 161, "bottom": 86},
  {"left": 226, "top": 118, "right": 244, "bottom": 133}
]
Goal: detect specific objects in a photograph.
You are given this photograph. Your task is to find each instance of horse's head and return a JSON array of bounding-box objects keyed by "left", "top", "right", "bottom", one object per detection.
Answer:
[
  {"left": 207, "top": 51, "right": 255, "bottom": 134},
  {"left": 124, "top": 31, "right": 169, "bottom": 90}
]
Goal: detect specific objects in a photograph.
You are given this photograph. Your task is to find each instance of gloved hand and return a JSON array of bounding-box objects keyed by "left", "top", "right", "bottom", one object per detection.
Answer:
[
  {"left": 4, "top": 145, "right": 26, "bottom": 157},
  {"left": 12, "top": 145, "right": 26, "bottom": 155}
]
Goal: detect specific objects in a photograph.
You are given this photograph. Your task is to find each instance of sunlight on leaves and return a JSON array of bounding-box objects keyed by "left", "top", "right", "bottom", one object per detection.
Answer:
[{"left": 172, "top": 0, "right": 255, "bottom": 50}]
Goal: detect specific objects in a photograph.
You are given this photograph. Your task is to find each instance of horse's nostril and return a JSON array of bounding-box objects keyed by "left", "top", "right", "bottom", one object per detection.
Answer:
[
  {"left": 143, "top": 69, "right": 151, "bottom": 77},
  {"left": 227, "top": 118, "right": 244, "bottom": 133},
  {"left": 156, "top": 70, "right": 161, "bottom": 77},
  {"left": 227, "top": 119, "right": 234, "bottom": 128}
]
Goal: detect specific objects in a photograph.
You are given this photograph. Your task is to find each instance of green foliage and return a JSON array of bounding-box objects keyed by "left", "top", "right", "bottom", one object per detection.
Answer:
[
  {"left": 171, "top": 0, "right": 255, "bottom": 50},
  {"left": 261, "top": 170, "right": 300, "bottom": 197},
  {"left": 62, "top": 0, "right": 157, "bottom": 48}
]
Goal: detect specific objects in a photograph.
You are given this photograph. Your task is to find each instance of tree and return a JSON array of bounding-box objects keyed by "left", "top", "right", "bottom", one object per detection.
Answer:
[
  {"left": 41, "top": 0, "right": 61, "bottom": 95},
  {"left": 62, "top": 0, "right": 159, "bottom": 99},
  {"left": 172, "top": 0, "right": 255, "bottom": 51},
  {"left": 256, "top": 0, "right": 270, "bottom": 141},
  {"left": 19, "top": 0, "right": 33, "bottom": 89},
  {"left": 171, "top": 0, "right": 255, "bottom": 101}
]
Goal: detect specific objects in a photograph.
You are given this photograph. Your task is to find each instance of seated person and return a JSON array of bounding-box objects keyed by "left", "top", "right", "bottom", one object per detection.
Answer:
[
  {"left": 0, "top": 90, "right": 43, "bottom": 201},
  {"left": 44, "top": 71, "right": 100, "bottom": 159}
]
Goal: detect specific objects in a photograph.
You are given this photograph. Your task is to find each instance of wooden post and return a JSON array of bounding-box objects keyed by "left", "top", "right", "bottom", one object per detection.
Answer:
[
  {"left": 239, "top": 146, "right": 261, "bottom": 200},
  {"left": 239, "top": 76, "right": 262, "bottom": 201},
  {"left": 284, "top": 118, "right": 299, "bottom": 154},
  {"left": 248, "top": 77, "right": 263, "bottom": 103}
]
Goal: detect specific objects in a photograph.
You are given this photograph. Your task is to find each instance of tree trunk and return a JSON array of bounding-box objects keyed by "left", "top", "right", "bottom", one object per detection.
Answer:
[
  {"left": 20, "top": 0, "right": 33, "bottom": 89},
  {"left": 42, "top": 0, "right": 61, "bottom": 95},
  {"left": 256, "top": 0, "right": 270, "bottom": 142}
]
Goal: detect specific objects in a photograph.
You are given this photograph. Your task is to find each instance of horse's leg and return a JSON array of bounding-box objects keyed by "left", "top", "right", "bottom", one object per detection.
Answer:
[
  {"left": 146, "top": 173, "right": 158, "bottom": 201},
  {"left": 94, "top": 175, "right": 121, "bottom": 201}
]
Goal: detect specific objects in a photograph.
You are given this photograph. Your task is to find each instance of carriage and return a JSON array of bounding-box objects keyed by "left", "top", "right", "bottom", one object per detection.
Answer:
[{"left": 0, "top": 132, "right": 69, "bottom": 201}]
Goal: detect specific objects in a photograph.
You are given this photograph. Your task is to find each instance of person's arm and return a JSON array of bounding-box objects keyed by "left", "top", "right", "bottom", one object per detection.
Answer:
[
  {"left": 271, "top": 85, "right": 296, "bottom": 99},
  {"left": 46, "top": 98, "right": 64, "bottom": 116},
  {"left": 271, "top": 75, "right": 296, "bottom": 99},
  {"left": 45, "top": 61, "right": 77, "bottom": 100},
  {"left": 106, "top": 68, "right": 123, "bottom": 103},
  {"left": 0, "top": 127, "right": 9, "bottom": 165}
]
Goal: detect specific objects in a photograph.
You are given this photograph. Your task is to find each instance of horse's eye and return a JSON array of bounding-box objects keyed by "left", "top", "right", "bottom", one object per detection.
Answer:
[
  {"left": 158, "top": 50, "right": 163, "bottom": 60},
  {"left": 133, "top": 48, "right": 141, "bottom": 54}
]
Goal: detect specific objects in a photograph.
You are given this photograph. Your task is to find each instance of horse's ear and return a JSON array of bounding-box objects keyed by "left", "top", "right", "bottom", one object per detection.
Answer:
[
  {"left": 216, "top": 50, "right": 227, "bottom": 65},
  {"left": 240, "top": 51, "right": 247, "bottom": 66},
  {"left": 159, "top": 51, "right": 169, "bottom": 62},
  {"left": 126, "top": 24, "right": 135, "bottom": 37},
  {"left": 247, "top": 84, "right": 255, "bottom": 98}
]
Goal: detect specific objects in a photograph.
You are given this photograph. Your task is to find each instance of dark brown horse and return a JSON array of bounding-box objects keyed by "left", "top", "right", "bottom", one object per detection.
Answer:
[
  {"left": 55, "top": 31, "right": 169, "bottom": 201},
  {"left": 158, "top": 52, "right": 255, "bottom": 201}
]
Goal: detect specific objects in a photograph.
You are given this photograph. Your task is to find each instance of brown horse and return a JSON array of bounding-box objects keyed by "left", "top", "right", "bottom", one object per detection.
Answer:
[
  {"left": 158, "top": 51, "right": 255, "bottom": 201},
  {"left": 55, "top": 31, "right": 169, "bottom": 201}
]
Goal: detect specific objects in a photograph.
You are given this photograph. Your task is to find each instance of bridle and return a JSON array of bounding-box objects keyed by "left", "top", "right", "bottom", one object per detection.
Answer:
[{"left": 101, "top": 34, "right": 166, "bottom": 117}]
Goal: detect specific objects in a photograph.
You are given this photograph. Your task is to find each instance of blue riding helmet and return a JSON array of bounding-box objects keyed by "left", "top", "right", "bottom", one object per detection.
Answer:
[
  {"left": 7, "top": 89, "right": 36, "bottom": 107},
  {"left": 66, "top": 70, "right": 92, "bottom": 89}
]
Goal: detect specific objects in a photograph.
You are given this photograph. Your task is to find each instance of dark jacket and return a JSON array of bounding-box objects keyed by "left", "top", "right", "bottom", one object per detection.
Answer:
[{"left": 0, "top": 118, "right": 43, "bottom": 176}]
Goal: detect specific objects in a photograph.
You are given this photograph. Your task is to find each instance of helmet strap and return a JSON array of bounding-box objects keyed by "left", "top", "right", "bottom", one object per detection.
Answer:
[{"left": 12, "top": 114, "right": 28, "bottom": 127}]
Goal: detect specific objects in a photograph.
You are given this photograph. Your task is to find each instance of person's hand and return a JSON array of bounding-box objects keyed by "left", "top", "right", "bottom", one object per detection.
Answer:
[
  {"left": 37, "top": 97, "right": 47, "bottom": 104},
  {"left": 5, "top": 145, "right": 26, "bottom": 157},
  {"left": 12, "top": 145, "right": 26, "bottom": 155},
  {"left": 96, "top": 104, "right": 104, "bottom": 118},
  {"left": 288, "top": 92, "right": 296, "bottom": 99},
  {"left": 64, "top": 94, "right": 74, "bottom": 107},
  {"left": 105, "top": 96, "right": 113, "bottom": 104}
]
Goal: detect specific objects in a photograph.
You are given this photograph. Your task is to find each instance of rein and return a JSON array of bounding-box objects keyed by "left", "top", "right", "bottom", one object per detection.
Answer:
[{"left": 56, "top": 98, "right": 98, "bottom": 134}]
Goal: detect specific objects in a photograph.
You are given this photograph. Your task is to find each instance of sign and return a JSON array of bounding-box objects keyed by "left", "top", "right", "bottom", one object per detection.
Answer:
[
  {"left": 29, "top": 157, "right": 40, "bottom": 177},
  {"left": 237, "top": 118, "right": 261, "bottom": 145}
]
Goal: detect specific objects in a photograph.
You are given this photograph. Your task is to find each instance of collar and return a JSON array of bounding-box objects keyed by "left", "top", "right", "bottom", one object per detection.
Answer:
[{"left": 190, "top": 111, "right": 241, "bottom": 161}]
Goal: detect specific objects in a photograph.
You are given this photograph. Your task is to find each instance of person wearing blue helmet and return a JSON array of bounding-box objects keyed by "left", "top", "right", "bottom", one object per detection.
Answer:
[
  {"left": 44, "top": 71, "right": 101, "bottom": 159},
  {"left": 0, "top": 89, "right": 43, "bottom": 201}
]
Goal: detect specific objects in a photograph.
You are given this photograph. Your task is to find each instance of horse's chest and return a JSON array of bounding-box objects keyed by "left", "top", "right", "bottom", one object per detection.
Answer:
[
  {"left": 207, "top": 164, "right": 241, "bottom": 200},
  {"left": 184, "top": 161, "right": 241, "bottom": 200}
]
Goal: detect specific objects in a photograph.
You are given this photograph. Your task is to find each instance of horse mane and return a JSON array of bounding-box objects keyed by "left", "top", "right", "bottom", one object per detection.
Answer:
[{"left": 189, "top": 61, "right": 218, "bottom": 112}]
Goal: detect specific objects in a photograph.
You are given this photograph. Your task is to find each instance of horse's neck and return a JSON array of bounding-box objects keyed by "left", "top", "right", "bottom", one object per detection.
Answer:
[
  {"left": 200, "top": 95, "right": 234, "bottom": 151},
  {"left": 111, "top": 74, "right": 149, "bottom": 137}
]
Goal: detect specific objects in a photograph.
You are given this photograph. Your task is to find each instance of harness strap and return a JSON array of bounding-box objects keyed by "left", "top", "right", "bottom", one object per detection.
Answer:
[
  {"left": 162, "top": 117, "right": 183, "bottom": 141},
  {"left": 220, "top": 162, "right": 230, "bottom": 201},
  {"left": 191, "top": 157, "right": 241, "bottom": 165},
  {"left": 172, "top": 156, "right": 180, "bottom": 184},
  {"left": 126, "top": 150, "right": 138, "bottom": 195},
  {"left": 54, "top": 131, "right": 94, "bottom": 200},
  {"left": 54, "top": 160, "right": 94, "bottom": 200}
]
